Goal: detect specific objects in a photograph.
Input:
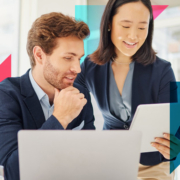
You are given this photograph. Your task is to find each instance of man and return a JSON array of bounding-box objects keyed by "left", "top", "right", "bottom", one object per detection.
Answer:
[{"left": 0, "top": 12, "right": 95, "bottom": 180}]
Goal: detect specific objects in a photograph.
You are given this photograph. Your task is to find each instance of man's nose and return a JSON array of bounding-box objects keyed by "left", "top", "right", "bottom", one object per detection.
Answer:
[{"left": 70, "top": 60, "right": 81, "bottom": 74}]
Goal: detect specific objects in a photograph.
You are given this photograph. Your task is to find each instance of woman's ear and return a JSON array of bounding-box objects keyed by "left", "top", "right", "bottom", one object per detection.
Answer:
[
  {"left": 33, "top": 46, "right": 44, "bottom": 65},
  {"left": 108, "top": 22, "right": 112, "bottom": 31}
]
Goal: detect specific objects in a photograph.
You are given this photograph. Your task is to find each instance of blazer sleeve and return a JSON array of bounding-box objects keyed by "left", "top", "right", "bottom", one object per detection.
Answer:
[
  {"left": 0, "top": 90, "right": 64, "bottom": 180},
  {"left": 75, "top": 56, "right": 89, "bottom": 91},
  {"left": 157, "top": 62, "right": 178, "bottom": 162},
  {"left": 82, "top": 89, "right": 95, "bottom": 130},
  {"left": 157, "top": 62, "right": 177, "bottom": 103}
]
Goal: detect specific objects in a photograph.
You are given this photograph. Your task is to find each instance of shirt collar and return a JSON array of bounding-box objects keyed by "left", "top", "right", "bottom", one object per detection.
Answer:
[{"left": 29, "top": 69, "right": 46, "bottom": 101}]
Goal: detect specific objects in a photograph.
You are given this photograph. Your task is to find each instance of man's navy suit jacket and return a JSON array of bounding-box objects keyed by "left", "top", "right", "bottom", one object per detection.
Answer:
[
  {"left": 75, "top": 55, "right": 178, "bottom": 166},
  {"left": 0, "top": 70, "right": 95, "bottom": 180}
]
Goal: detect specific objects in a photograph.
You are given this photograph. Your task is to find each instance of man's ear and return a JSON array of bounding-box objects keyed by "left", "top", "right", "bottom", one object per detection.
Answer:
[{"left": 33, "top": 46, "right": 45, "bottom": 65}]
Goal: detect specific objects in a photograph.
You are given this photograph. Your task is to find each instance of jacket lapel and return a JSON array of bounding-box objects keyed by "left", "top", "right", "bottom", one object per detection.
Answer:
[
  {"left": 20, "top": 69, "right": 46, "bottom": 128},
  {"left": 131, "top": 62, "right": 150, "bottom": 117},
  {"left": 131, "top": 62, "right": 138, "bottom": 117}
]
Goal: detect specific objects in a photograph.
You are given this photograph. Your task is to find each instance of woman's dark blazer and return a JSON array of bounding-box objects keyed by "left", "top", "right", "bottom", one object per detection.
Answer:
[{"left": 75, "top": 55, "right": 177, "bottom": 166}]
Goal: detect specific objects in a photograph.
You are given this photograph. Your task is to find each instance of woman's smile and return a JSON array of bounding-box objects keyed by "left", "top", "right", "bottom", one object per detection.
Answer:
[{"left": 123, "top": 41, "right": 138, "bottom": 49}]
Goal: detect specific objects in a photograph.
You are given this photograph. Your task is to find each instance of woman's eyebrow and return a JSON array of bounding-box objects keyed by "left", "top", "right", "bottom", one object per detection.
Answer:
[{"left": 120, "top": 20, "right": 148, "bottom": 24}]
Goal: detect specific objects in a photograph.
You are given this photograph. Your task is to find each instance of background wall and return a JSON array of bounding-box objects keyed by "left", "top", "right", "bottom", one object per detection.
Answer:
[
  {"left": 19, "top": 0, "right": 87, "bottom": 76},
  {"left": 0, "top": 0, "right": 20, "bottom": 77},
  {"left": 1, "top": 0, "right": 180, "bottom": 136}
]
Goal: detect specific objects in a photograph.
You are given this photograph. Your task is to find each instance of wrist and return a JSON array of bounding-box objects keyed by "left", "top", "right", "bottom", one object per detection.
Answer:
[{"left": 52, "top": 113, "right": 70, "bottom": 129}]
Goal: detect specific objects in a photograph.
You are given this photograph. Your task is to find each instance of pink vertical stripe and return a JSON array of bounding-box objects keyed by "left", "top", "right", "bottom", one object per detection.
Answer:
[{"left": 0, "top": 55, "right": 11, "bottom": 82}]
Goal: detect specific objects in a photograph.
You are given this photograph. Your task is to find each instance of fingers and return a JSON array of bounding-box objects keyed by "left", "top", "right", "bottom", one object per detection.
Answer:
[
  {"left": 77, "top": 93, "right": 85, "bottom": 99},
  {"left": 152, "top": 142, "right": 170, "bottom": 155},
  {"left": 81, "top": 98, "right": 87, "bottom": 106},
  {"left": 163, "top": 133, "right": 170, "bottom": 140},
  {"left": 64, "top": 86, "right": 76, "bottom": 91},
  {"left": 71, "top": 89, "right": 80, "bottom": 94},
  {"left": 61, "top": 87, "right": 80, "bottom": 95},
  {"left": 62, "top": 87, "right": 87, "bottom": 97},
  {"left": 55, "top": 86, "right": 86, "bottom": 104},
  {"left": 154, "top": 137, "right": 170, "bottom": 148},
  {"left": 152, "top": 137, "right": 179, "bottom": 151},
  {"left": 54, "top": 88, "right": 60, "bottom": 99},
  {"left": 63, "top": 86, "right": 79, "bottom": 93},
  {"left": 158, "top": 149, "right": 170, "bottom": 159},
  {"left": 155, "top": 133, "right": 180, "bottom": 147},
  {"left": 153, "top": 133, "right": 180, "bottom": 160},
  {"left": 164, "top": 133, "right": 180, "bottom": 145},
  {"left": 153, "top": 143, "right": 178, "bottom": 159},
  {"left": 153, "top": 143, "right": 170, "bottom": 153}
]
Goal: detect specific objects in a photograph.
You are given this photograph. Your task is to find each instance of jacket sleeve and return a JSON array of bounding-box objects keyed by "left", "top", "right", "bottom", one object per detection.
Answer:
[
  {"left": 75, "top": 56, "right": 89, "bottom": 91},
  {"left": 0, "top": 90, "right": 64, "bottom": 180},
  {"left": 157, "top": 62, "right": 177, "bottom": 103},
  {"left": 82, "top": 89, "right": 95, "bottom": 130},
  {"left": 157, "top": 62, "right": 178, "bottom": 162}
]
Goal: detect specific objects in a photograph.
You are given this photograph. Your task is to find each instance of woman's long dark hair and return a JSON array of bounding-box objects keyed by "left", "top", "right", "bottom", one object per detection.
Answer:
[{"left": 90, "top": 0, "right": 156, "bottom": 66}]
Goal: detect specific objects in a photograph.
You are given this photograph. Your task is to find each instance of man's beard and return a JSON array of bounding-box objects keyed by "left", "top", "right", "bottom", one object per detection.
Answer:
[{"left": 43, "top": 58, "right": 75, "bottom": 90}]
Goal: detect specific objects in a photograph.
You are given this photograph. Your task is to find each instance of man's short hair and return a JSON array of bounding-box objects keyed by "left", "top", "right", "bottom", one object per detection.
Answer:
[{"left": 27, "top": 12, "right": 90, "bottom": 68}]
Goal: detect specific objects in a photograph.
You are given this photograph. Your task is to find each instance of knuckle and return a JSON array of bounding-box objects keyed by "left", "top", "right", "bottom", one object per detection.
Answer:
[
  {"left": 68, "top": 86, "right": 73, "bottom": 90},
  {"left": 66, "top": 91, "right": 71, "bottom": 96},
  {"left": 161, "top": 139, "right": 164, "bottom": 144},
  {"left": 72, "top": 87, "right": 78, "bottom": 91}
]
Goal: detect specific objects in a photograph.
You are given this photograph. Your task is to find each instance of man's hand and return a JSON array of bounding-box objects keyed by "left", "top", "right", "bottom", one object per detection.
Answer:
[
  {"left": 151, "top": 133, "right": 180, "bottom": 159},
  {"left": 53, "top": 86, "right": 87, "bottom": 129}
]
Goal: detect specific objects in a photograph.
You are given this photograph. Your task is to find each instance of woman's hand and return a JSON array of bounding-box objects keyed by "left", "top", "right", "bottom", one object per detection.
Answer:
[{"left": 151, "top": 133, "right": 180, "bottom": 159}]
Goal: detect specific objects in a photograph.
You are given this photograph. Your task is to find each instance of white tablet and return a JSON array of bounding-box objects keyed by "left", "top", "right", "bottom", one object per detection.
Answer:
[{"left": 130, "top": 103, "right": 179, "bottom": 153}]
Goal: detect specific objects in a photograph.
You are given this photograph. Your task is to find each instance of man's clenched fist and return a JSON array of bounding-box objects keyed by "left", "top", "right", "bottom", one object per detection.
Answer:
[{"left": 53, "top": 86, "right": 87, "bottom": 129}]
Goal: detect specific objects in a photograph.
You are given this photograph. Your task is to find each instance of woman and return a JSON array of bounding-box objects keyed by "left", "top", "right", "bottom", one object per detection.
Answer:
[{"left": 75, "top": 0, "right": 179, "bottom": 179}]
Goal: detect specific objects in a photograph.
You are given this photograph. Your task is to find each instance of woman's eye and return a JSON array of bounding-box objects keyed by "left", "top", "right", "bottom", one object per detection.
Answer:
[
  {"left": 139, "top": 28, "right": 145, "bottom": 30},
  {"left": 122, "top": 26, "right": 129, "bottom": 28}
]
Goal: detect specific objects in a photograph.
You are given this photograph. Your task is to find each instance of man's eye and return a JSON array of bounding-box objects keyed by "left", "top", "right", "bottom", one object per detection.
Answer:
[
  {"left": 122, "top": 26, "right": 129, "bottom": 28},
  {"left": 64, "top": 57, "right": 71, "bottom": 60}
]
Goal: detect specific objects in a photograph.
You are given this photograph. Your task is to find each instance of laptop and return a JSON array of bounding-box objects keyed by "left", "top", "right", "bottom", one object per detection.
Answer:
[{"left": 18, "top": 130, "right": 141, "bottom": 180}]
